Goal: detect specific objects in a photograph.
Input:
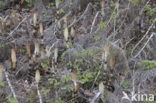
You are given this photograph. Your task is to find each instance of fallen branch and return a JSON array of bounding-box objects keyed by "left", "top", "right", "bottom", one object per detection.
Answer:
[
  {"left": 9, "top": 16, "right": 27, "bottom": 36},
  {"left": 2, "top": 63, "right": 17, "bottom": 100},
  {"left": 90, "top": 11, "right": 100, "bottom": 34},
  {"left": 131, "top": 19, "right": 155, "bottom": 57},
  {"left": 37, "top": 84, "right": 43, "bottom": 103},
  {"left": 68, "top": 3, "right": 92, "bottom": 28},
  {"left": 134, "top": 32, "right": 155, "bottom": 58}
]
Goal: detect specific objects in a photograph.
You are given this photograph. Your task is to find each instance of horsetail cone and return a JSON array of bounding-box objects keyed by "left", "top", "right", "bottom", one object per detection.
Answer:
[
  {"left": 54, "top": 47, "right": 58, "bottom": 63},
  {"left": 99, "top": 81, "right": 104, "bottom": 94},
  {"left": 11, "top": 49, "right": 16, "bottom": 68},
  {"left": 35, "top": 70, "right": 40, "bottom": 84},
  {"left": 34, "top": 41, "right": 40, "bottom": 55},
  {"left": 33, "top": 9, "right": 38, "bottom": 26}
]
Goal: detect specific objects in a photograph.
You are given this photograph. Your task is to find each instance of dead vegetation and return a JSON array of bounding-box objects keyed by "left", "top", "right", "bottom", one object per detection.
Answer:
[{"left": 0, "top": 0, "right": 156, "bottom": 103}]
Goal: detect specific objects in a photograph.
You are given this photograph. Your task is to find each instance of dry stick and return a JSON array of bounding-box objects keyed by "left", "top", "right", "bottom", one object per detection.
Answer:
[
  {"left": 131, "top": 19, "right": 155, "bottom": 57},
  {"left": 95, "top": 6, "right": 117, "bottom": 34},
  {"left": 90, "top": 92, "right": 101, "bottom": 103},
  {"left": 134, "top": 32, "right": 155, "bottom": 58},
  {"left": 3, "top": 67, "right": 17, "bottom": 99},
  {"left": 90, "top": 11, "right": 100, "bottom": 34},
  {"left": 68, "top": 3, "right": 92, "bottom": 28},
  {"left": 65, "top": 96, "right": 79, "bottom": 103},
  {"left": 8, "top": 16, "right": 27, "bottom": 36},
  {"left": 36, "top": 84, "right": 43, "bottom": 103}
]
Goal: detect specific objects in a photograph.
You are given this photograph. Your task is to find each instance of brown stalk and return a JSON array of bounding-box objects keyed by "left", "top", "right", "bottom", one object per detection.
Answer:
[
  {"left": 71, "top": 27, "right": 76, "bottom": 39},
  {"left": 72, "top": 71, "right": 80, "bottom": 92},
  {"left": 101, "top": 0, "right": 105, "bottom": 8},
  {"left": 0, "top": 64, "right": 4, "bottom": 82},
  {"left": 110, "top": 57, "right": 115, "bottom": 70},
  {"left": 26, "top": 42, "right": 31, "bottom": 57},
  {"left": 101, "top": 0, "right": 105, "bottom": 16},
  {"left": 63, "top": 16, "right": 67, "bottom": 23},
  {"left": 28, "top": 57, "right": 33, "bottom": 69},
  {"left": 39, "top": 22, "right": 43, "bottom": 36},
  {"left": 34, "top": 41, "right": 40, "bottom": 55}
]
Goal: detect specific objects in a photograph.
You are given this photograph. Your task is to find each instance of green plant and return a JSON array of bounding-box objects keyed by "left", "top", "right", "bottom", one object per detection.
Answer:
[
  {"left": 132, "top": 0, "right": 139, "bottom": 5},
  {"left": 46, "top": 4, "right": 52, "bottom": 9},
  {"left": 48, "top": 78, "right": 60, "bottom": 87},
  {"left": 94, "top": 36, "right": 101, "bottom": 41},
  {"left": 59, "top": 0, "right": 64, "bottom": 3},
  {"left": 122, "top": 80, "right": 129, "bottom": 89},
  {"left": 112, "top": 50, "right": 119, "bottom": 56},
  {"left": 98, "top": 21, "right": 107, "bottom": 31},
  {"left": 110, "top": 1, "right": 115, "bottom": 8},
  {"left": 61, "top": 49, "right": 71, "bottom": 60},
  {"left": 61, "top": 76, "right": 72, "bottom": 83},
  {"left": 66, "top": 85, "right": 74, "bottom": 92},
  {"left": 69, "top": 2, "right": 73, "bottom": 8},
  {"left": 28, "top": 91, "right": 33, "bottom": 103},
  {"left": 84, "top": 62, "right": 91, "bottom": 69},
  {"left": 148, "top": 19, "right": 155, "bottom": 23},
  {"left": 144, "top": 5, "right": 152, "bottom": 12},
  {"left": 19, "top": 49, "right": 25, "bottom": 54},
  {"left": 111, "top": 10, "right": 119, "bottom": 22},
  {"left": 0, "top": 81, "right": 5, "bottom": 87},
  {"left": 43, "top": 13, "right": 47, "bottom": 19},
  {"left": 149, "top": 9, "right": 156, "bottom": 16},
  {"left": 104, "top": 93, "right": 110, "bottom": 100},
  {"left": 0, "top": 44, "right": 4, "bottom": 48},
  {"left": 54, "top": 98, "right": 64, "bottom": 103},
  {"left": 7, "top": 95, "right": 18, "bottom": 103},
  {"left": 142, "top": 61, "right": 156, "bottom": 70},
  {"left": 67, "top": 61, "right": 72, "bottom": 67},
  {"left": 41, "top": 87, "right": 50, "bottom": 96},
  {"left": 65, "top": 42, "right": 73, "bottom": 48},
  {"left": 41, "top": 62, "right": 48, "bottom": 68},
  {"left": 25, "top": 0, "right": 32, "bottom": 7},
  {"left": 0, "top": 1, "right": 4, "bottom": 6},
  {"left": 41, "top": 58, "right": 50, "bottom": 68},
  {"left": 59, "top": 9, "right": 65, "bottom": 14},
  {"left": 81, "top": 72, "right": 94, "bottom": 82}
]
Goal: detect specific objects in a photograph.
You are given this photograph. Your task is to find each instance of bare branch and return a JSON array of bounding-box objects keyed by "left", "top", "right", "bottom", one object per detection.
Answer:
[
  {"left": 131, "top": 19, "right": 156, "bottom": 57},
  {"left": 37, "top": 84, "right": 43, "bottom": 103},
  {"left": 3, "top": 64, "right": 17, "bottom": 100}
]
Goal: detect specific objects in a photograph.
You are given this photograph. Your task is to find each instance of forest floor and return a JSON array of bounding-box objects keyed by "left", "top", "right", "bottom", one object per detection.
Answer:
[{"left": 0, "top": 0, "right": 156, "bottom": 103}]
